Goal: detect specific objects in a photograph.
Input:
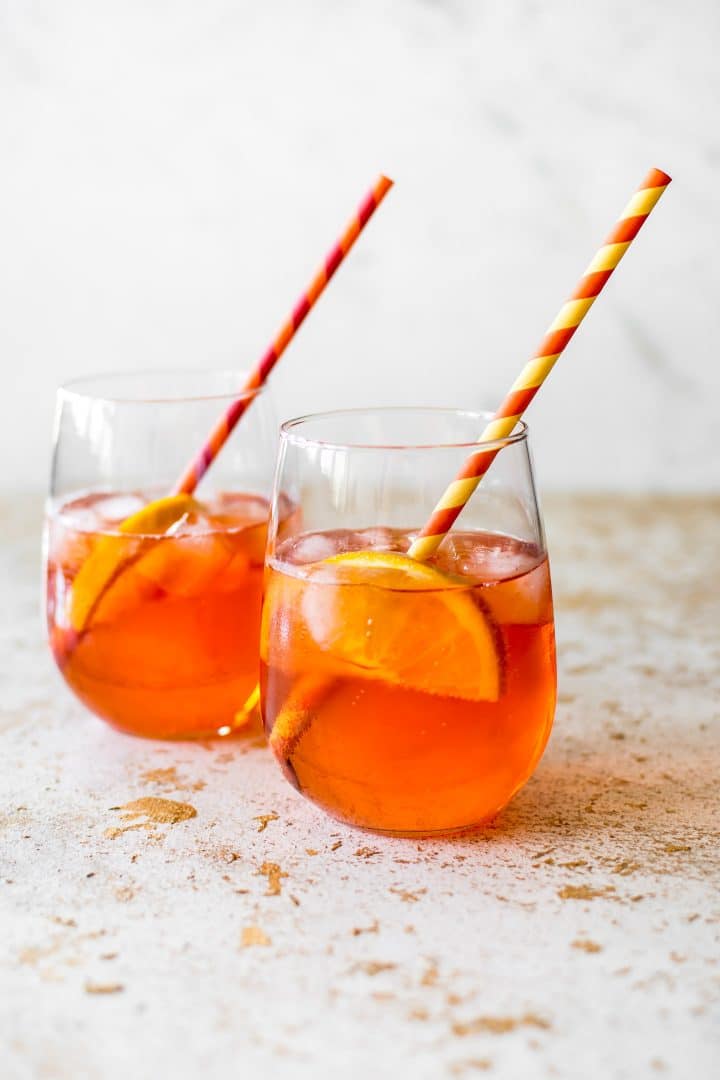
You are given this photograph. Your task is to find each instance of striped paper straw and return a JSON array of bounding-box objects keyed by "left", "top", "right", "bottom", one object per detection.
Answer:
[
  {"left": 174, "top": 174, "right": 394, "bottom": 495},
  {"left": 408, "top": 167, "right": 671, "bottom": 562}
]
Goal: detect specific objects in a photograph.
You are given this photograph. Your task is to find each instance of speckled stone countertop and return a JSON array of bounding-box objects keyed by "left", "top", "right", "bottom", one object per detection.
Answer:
[{"left": 1, "top": 495, "right": 718, "bottom": 1080}]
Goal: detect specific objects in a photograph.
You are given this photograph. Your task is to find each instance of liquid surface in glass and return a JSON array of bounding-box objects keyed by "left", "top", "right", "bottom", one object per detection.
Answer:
[
  {"left": 261, "top": 527, "right": 556, "bottom": 834},
  {"left": 47, "top": 490, "right": 279, "bottom": 739}
]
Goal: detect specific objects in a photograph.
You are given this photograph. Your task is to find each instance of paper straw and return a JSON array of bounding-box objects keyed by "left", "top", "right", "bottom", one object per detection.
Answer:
[
  {"left": 174, "top": 174, "right": 394, "bottom": 495},
  {"left": 407, "top": 167, "right": 671, "bottom": 562}
]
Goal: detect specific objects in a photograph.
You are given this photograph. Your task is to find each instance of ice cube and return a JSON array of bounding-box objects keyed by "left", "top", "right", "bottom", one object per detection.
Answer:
[
  {"left": 95, "top": 493, "right": 146, "bottom": 524},
  {"left": 301, "top": 579, "right": 346, "bottom": 650},
  {"left": 139, "top": 531, "right": 234, "bottom": 596},
  {"left": 435, "top": 532, "right": 538, "bottom": 582},
  {"left": 287, "top": 532, "right": 339, "bottom": 565},
  {"left": 357, "top": 527, "right": 400, "bottom": 551},
  {"left": 46, "top": 516, "right": 96, "bottom": 570},
  {"left": 172, "top": 513, "right": 214, "bottom": 537},
  {"left": 481, "top": 559, "right": 552, "bottom": 625},
  {"left": 211, "top": 492, "right": 269, "bottom": 524}
]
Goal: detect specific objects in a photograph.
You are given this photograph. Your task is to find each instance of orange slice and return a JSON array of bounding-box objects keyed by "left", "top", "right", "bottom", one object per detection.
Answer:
[
  {"left": 302, "top": 550, "right": 503, "bottom": 702},
  {"left": 68, "top": 494, "right": 199, "bottom": 632},
  {"left": 268, "top": 673, "right": 334, "bottom": 760},
  {"left": 264, "top": 550, "right": 504, "bottom": 760}
]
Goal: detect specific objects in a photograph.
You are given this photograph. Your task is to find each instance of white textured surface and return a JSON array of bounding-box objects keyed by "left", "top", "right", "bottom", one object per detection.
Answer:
[
  {"left": 1, "top": 494, "right": 719, "bottom": 1079},
  {"left": 1, "top": 1, "right": 720, "bottom": 493}
]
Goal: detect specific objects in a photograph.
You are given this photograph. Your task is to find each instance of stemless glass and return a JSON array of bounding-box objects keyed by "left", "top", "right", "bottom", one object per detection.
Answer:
[
  {"left": 261, "top": 407, "right": 557, "bottom": 835},
  {"left": 45, "top": 370, "right": 280, "bottom": 740}
]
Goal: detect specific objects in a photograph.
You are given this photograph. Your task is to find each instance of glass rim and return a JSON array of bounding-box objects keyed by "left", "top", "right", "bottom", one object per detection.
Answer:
[
  {"left": 56, "top": 368, "right": 265, "bottom": 406},
  {"left": 279, "top": 407, "right": 529, "bottom": 452}
]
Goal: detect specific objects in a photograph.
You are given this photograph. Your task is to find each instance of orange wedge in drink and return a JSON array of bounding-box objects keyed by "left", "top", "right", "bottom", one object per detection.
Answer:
[
  {"left": 68, "top": 494, "right": 199, "bottom": 632},
  {"left": 299, "top": 550, "right": 502, "bottom": 701},
  {"left": 264, "top": 550, "right": 504, "bottom": 757},
  {"left": 268, "top": 673, "right": 335, "bottom": 761}
]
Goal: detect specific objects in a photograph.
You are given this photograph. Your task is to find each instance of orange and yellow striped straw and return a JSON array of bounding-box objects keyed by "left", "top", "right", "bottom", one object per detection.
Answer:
[
  {"left": 174, "top": 174, "right": 394, "bottom": 495},
  {"left": 408, "top": 166, "right": 671, "bottom": 562}
]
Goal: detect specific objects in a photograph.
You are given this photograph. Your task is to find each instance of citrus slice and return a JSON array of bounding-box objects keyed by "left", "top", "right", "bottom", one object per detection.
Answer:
[
  {"left": 304, "top": 550, "right": 503, "bottom": 703},
  {"left": 268, "top": 673, "right": 334, "bottom": 761},
  {"left": 69, "top": 494, "right": 199, "bottom": 632},
  {"left": 265, "top": 550, "right": 504, "bottom": 763},
  {"left": 264, "top": 549, "right": 504, "bottom": 762}
]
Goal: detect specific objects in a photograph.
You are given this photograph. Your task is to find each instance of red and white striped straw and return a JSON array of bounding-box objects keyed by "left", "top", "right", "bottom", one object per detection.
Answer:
[
  {"left": 408, "top": 167, "right": 671, "bottom": 562},
  {"left": 174, "top": 174, "right": 394, "bottom": 495}
]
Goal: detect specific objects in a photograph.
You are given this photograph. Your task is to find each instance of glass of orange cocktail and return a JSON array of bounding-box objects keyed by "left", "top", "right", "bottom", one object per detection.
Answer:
[
  {"left": 45, "top": 370, "right": 284, "bottom": 740},
  {"left": 261, "top": 407, "right": 556, "bottom": 835}
]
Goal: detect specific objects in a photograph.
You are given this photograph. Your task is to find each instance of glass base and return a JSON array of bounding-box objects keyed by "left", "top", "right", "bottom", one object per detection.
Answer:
[
  {"left": 301, "top": 794, "right": 509, "bottom": 838},
  {"left": 93, "top": 684, "right": 262, "bottom": 743}
]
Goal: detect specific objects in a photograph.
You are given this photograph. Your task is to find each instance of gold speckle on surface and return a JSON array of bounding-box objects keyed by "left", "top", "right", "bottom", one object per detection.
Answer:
[
  {"left": 390, "top": 887, "right": 427, "bottom": 904},
  {"left": 572, "top": 939, "right": 603, "bottom": 953},
  {"left": 120, "top": 797, "right": 197, "bottom": 824},
  {"left": 421, "top": 962, "right": 439, "bottom": 987},
  {"left": 138, "top": 766, "right": 206, "bottom": 793},
  {"left": 409, "top": 1007, "right": 429, "bottom": 1021},
  {"left": 240, "top": 926, "right": 271, "bottom": 948},
  {"left": 558, "top": 885, "right": 617, "bottom": 901},
  {"left": 18, "top": 941, "right": 62, "bottom": 966},
  {"left": 453, "top": 1013, "right": 551, "bottom": 1037},
  {"left": 109, "top": 798, "right": 197, "bottom": 832},
  {"left": 140, "top": 766, "right": 180, "bottom": 787},
  {"left": 253, "top": 812, "right": 279, "bottom": 833},
  {"left": 449, "top": 1059, "right": 493, "bottom": 1075},
  {"left": 351, "top": 919, "right": 379, "bottom": 936},
  {"left": 612, "top": 860, "right": 641, "bottom": 877},
  {"left": 219, "top": 849, "right": 241, "bottom": 864},
  {"left": 104, "top": 824, "right": 148, "bottom": 839},
  {"left": 354, "top": 961, "right": 397, "bottom": 976},
  {"left": 256, "top": 862, "right": 287, "bottom": 896},
  {"left": 85, "top": 981, "right": 124, "bottom": 995}
]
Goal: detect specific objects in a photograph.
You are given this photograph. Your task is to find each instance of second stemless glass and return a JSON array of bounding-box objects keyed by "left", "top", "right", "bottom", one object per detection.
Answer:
[
  {"left": 45, "top": 370, "right": 283, "bottom": 740},
  {"left": 261, "top": 408, "right": 557, "bottom": 835}
]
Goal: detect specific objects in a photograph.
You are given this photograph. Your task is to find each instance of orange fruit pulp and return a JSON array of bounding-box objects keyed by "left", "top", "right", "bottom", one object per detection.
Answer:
[
  {"left": 260, "top": 528, "right": 556, "bottom": 834},
  {"left": 46, "top": 490, "right": 296, "bottom": 739}
]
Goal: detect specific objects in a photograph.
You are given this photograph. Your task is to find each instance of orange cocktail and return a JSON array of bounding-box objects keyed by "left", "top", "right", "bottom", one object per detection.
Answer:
[
  {"left": 46, "top": 370, "right": 280, "bottom": 739},
  {"left": 47, "top": 490, "right": 284, "bottom": 739},
  {"left": 259, "top": 407, "right": 557, "bottom": 834},
  {"left": 262, "top": 527, "right": 555, "bottom": 834}
]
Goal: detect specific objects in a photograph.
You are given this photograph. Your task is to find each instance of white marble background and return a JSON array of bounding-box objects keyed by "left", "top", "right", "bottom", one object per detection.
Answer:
[{"left": 1, "top": 0, "right": 718, "bottom": 493}]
